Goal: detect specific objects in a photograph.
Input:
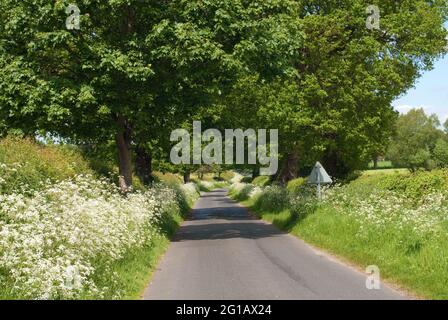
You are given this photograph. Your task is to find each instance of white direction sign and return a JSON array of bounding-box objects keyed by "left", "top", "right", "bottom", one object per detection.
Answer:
[
  {"left": 307, "top": 162, "right": 332, "bottom": 201},
  {"left": 308, "top": 162, "right": 332, "bottom": 185}
]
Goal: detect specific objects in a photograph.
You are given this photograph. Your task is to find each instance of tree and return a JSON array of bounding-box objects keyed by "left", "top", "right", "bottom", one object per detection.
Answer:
[
  {"left": 215, "top": 0, "right": 447, "bottom": 180},
  {"left": 0, "top": 0, "right": 303, "bottom": 191},
  {"left": 387, "top": 108, "right": 444, "bottom": 170},
  {"left": 433, "top": 138, "right": 448, "bottom": 168}
]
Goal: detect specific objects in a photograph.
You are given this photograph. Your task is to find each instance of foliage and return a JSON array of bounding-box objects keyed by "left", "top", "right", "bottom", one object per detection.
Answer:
[
  {"left": 378, "top": 169, "right": 448, "bottom": 201},
  {"left": 252, "top": 176, "right": 272, "bottom": 187},
  {"left": 217, "top": 1, "right": 447, "bottom": 179},
  {"left": 286, "top": 177, "right": 307, "bottom": 193},
  {"left": 229, "top": 182, "right": 255, "bottom": 201},
  {"left": 0, "top": 0, "right": 306, "bottom": 189},
  {"left": 254, "top": 185, "right": 290, "bottom": 212},
  {"left": 220, "top": 171, "right": 235, "bottom": 182},
  {"left": 152, "top": 171, "right": 183, "bottom": 187},
  {"left": 433, "top": 139, "right": 448, "bottom": 168},
  {"left": 387, "top": 109, "right": 445, "bottom": 170}
]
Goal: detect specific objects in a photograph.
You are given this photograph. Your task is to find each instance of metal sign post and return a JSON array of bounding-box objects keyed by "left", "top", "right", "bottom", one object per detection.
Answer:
[
  {"left": 317, "top": 170, "right": 321, "bottom": 200},
  {"left": 307, "top": 162, "right": 332, "bottom": 201}
]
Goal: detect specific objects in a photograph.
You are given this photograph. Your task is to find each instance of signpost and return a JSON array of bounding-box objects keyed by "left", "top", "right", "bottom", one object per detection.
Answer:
[{"left": 307, "top": 162, "right": 332, "bottom": 200}]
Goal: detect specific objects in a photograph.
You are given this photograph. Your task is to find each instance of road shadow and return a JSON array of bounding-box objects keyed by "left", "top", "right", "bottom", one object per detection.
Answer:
[
  {"left": 173, "top": 190, "right": 286, "bottom": 241},
  {"left": 173, "top": 221, "right": 284, "bottom": 241}
]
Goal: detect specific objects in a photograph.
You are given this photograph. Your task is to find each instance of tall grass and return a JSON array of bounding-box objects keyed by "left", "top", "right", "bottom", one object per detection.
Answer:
[{"left": 0, "top": 137, "right": 93, "bottom": 194}]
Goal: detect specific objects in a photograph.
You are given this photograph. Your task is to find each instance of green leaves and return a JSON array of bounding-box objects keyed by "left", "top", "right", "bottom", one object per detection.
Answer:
[{"left": 387, "top": 108, "right": 445, "bottom": 170}]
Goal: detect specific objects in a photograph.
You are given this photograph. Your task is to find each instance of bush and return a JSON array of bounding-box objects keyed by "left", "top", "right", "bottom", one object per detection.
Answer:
[
  {"left": 197, "top": 180, "right": 214, "bottom": 192},
  {"left": 433, "top": 139, "right": 448, "bottom": 168},
  {"left": 221, "top": 171, "right": 235, "bottom": 182},
  {"left": 229, "top": 183, "right": 254, "bottom": 201},
  {"left": 286, "top": 177, "right": 307, "bottom": 193},
  {"left": 240, "top": 176, "right": 252, "bottom": 183},
  {"left": 379, "top": 169, "right": 448, "bottom": 201},
  {"left": 255, "top": 185, "right": 290, "bottom": 212},
  {"left": 252, "top": 176, "right": 272, "bottom": 187}
]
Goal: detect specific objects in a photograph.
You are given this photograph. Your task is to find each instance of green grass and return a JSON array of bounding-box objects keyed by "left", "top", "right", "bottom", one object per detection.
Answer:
[
  {"left": 252, "top": 176, "right": 272, "bottom": 187},
  {"left": 361, "top": 168, "right": 409, "bottom": 176},
  {"left": 367, "top": 160, "right": 394, "bottom": 169}
]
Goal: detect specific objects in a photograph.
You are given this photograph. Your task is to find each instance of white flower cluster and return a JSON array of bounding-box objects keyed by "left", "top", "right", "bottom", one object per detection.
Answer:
[
  {"left": 180, "top": 182, "right": 200, "bottom": 201},
  {"left": 198, "top": 180, "right": 214, "bottom": 190},
  {"left": 249, "top": 186, "right": 263, "bottom": 198},
  {"left": 326, "top": 187, "right": 448, "bottom": 237},
  {"left": 229, "top": 182, "right": 249, "bottom": 193},
  {"left": 0, "top": 175, "right": 182, "bottom": 299},
  {"left": 230, "top": 172, "right": 244, "bottom": 184}
]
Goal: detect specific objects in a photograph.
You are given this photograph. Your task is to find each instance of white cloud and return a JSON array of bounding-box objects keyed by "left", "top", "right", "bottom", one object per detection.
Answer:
[{"left": 394, "top": 104, "right": 414, "bottom": 113}]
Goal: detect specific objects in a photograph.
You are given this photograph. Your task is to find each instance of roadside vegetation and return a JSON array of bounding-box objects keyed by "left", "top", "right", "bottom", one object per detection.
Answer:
[
  {"left": 0, "top": 138, "right": 202, "bottom": 300},
  {"left": 230, "top": 170, "right": 448, "bottom": 300}
]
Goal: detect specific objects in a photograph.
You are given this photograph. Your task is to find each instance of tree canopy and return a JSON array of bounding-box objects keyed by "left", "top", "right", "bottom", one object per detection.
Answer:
[{"left": 0, "top": 0, "right": 447, "bottom": 185}]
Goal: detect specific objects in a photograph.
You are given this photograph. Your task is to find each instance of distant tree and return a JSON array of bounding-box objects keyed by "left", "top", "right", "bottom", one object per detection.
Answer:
[
  {"left": 433, "top": 138, "right": 448, "bottom": 168},
  {"left": 387, "top": 109, "right": 444, "bottom": 171}
]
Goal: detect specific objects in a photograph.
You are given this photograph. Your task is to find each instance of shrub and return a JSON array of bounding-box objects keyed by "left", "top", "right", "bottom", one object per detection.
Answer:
[
  {"left": 179, "top": 182, "right": 201, "bottom": 208},
  {"left": 241, "top": 176, "right": 252, "bottom": 183},
  {"left": 230, "top": 172, "right": 244, "bottom": 183},
  {"left": 229, "top": 183, "right": 254, "bottom": 201},
  {"left": 252, "top": 176, "right": 272, "bottom": 187},
  {"left": 255, "top": 185, "right": 290, "bottom": 212},
  {"left": 197, "top": 180, "right": 214, "bottom": 192},
  {"left": 433, "top": 139, "right": 448, "bottom": 168},
  {"left": 379, "top": 169, "right": 448, "bottom": 201},
  {"left": 286, "top": 177, "right": 307, "bottom": 193},
  {"left": 289, "top": 189, "right": 319, "bottom": 221}
]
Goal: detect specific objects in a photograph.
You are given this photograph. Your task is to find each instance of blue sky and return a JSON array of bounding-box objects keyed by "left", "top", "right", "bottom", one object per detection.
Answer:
[{"left": 393, "top": 53, "right": 448, "bottom": 124}]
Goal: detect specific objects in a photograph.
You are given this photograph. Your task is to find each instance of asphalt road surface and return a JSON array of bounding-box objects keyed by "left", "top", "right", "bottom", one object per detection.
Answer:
[{"left": 143, "top": 189, "right": 406, "bottom": 300}]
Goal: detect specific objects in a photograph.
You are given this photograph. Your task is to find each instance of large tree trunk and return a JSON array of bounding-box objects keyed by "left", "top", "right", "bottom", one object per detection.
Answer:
[
  {"left": 135, "top": 146, "right": 153, "bottom": 185},
  {"left": 183, "top": 170, "right": 191, "bottom": 184},
  {"left": 277, "top": 151, "right": 299, "bottom": 185},
  {"left": 116, "top": 115, "right": 133, "bottom": 192}
]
